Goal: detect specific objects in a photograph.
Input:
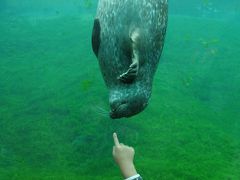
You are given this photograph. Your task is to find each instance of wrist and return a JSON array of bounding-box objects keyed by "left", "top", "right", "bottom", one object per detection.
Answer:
[{"left": 119, "top": 162, "right": 137, "bottom": 179}]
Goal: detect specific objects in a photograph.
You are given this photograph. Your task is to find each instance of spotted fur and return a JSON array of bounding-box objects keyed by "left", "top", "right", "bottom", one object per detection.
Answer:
[{"left": 92, "top": 0, "right": 168, "bottom": 119}]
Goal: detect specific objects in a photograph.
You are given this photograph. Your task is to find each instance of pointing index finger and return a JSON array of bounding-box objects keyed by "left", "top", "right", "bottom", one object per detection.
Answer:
[{"left": 113, "top": 132, "right": 120, "bottom": 146}]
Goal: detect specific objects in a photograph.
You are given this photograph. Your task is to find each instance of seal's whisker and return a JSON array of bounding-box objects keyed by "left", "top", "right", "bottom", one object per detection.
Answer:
[
  {"left": 94, "top": 105, "right": 109, "bottom": 117},
  {"left": 96, "top": 111, "right": 109, "bottom": 117},
  {"left": 96, "top": 106, "right": 108, "bottom": 113}
]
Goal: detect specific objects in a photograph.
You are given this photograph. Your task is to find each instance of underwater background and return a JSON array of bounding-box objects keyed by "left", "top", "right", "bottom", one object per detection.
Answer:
[{"left": 0, "top": 0, "right": 240, "bottom": 179}]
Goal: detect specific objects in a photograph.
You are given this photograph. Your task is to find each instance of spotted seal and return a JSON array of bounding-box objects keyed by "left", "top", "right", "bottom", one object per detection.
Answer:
[{"left": 92, "top": 0, "right": 168, "bottom": 119}]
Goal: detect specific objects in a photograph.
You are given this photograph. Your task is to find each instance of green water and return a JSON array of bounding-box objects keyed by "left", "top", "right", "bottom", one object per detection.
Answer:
[{"left": 0, "top": 1, "right": 240, "bottom": 179}]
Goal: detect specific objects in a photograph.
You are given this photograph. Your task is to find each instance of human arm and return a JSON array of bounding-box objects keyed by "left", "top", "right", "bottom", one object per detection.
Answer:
[{"left": 112, "top": 133, "right": 143, "bottom": 180}]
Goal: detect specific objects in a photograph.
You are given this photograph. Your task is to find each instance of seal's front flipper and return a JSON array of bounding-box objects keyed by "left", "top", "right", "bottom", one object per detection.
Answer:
[
  {"left": 92, "top": 18, "right": 101, "bottom": 57},
  {"left": 118, "top": 29, "right": 140, "bottom": 83}
]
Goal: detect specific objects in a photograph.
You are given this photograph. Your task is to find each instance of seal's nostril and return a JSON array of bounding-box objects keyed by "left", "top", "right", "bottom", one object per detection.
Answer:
[
  {"left": 110, "top": 100, "right": 128, "bottom": 111},
  {"left": 110, "top": 112, "right": 118, "bottom": 119},
  {"left": 122, "top": 100, "right": 127, "bottom": 104}
]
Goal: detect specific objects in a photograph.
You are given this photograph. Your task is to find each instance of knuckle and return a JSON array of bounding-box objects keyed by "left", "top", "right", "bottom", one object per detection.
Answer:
[{"left": 130, "top": 147, "right": 135, "bottom": 152}]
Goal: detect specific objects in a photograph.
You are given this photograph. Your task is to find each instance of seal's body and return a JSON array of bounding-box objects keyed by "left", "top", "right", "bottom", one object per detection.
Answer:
[{"left": 92, "top": 0, "right": 168, "bottom": 119}]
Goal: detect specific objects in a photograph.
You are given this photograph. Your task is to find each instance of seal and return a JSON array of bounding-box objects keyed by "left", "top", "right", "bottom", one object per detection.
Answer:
[{"left": 92, "top": 0, "right": 168, "bottom": 119}]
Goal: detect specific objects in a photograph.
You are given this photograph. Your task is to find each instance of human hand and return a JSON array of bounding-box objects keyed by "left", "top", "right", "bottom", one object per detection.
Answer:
[{"left": 112, "top": 132, "right": 137, "bottom": 178}]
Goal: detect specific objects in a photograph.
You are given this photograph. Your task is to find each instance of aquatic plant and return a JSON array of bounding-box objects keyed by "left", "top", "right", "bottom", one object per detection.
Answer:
[{"left": 83, "top": 0, "right": 93, "bottom": 9}]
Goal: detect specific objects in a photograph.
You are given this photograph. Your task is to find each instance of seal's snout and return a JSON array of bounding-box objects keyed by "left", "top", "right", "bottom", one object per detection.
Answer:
[
  {"left": 110, "top": 100, "right": 128, "bottom": 119},
  {"left": 109, "top": 93, "right": 149, "bottom": 119}
]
